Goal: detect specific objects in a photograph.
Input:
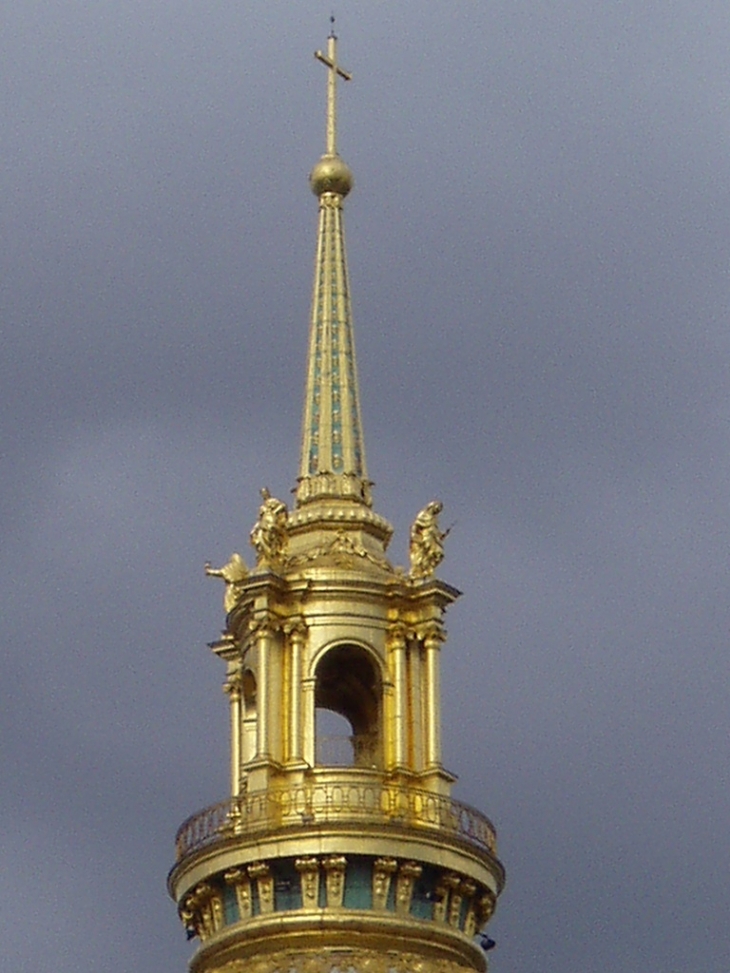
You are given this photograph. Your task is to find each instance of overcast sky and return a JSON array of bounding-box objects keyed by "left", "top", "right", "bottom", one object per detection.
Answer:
[{"left": 2, "top": 3, "right": 729, "bottom": 972}]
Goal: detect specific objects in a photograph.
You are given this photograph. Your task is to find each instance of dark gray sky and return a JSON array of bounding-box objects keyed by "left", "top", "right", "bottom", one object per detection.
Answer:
[{"left": 2, "top": 3, "right": 729, "bottom": 972}]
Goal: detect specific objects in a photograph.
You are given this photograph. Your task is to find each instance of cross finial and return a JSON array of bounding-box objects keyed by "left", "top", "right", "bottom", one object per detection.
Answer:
[{"left": 314, "top": 30, "right": 351, "bottom": 156}]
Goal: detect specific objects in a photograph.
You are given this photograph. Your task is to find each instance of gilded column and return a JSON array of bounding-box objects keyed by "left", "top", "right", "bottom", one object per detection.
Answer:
[
  {"left": 302, "top": 675, "right": 316, "bottom": 767},
  {"left": 223, "top": 666, "right": 242, "bottom": 797},
  {"left": 251, "top": 614, "right": 277, "bottom": 760},
  {"left": 387, "top": 623, "right": 408, "bottom": 770},
  {"left": 284, "top": 620, "right": 306, "bottom": 764},
  {"left": 407, "top": 634, "right": 425, "bottom": 770},
  {"left": 423, "top": 623, "right": 445, "bottom": 769}
]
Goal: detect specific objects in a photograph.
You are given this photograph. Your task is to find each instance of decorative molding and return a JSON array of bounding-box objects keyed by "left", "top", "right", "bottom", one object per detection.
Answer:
[
  {"left": 372, "top": 857, "right": 398, "bottom": 910},
  {"left": 395, "top": 861, "right": 422, "bottom": 915},
  {"left": 476, "top": 889, "right": 497, "bottom": 926},
  {"left": 224, "top": 867, "right": 252, "bottom": 920},
  {"left": 180, "top": 881, "right": 224, "bottom": 942},
  {"left": 432, "top": 881, "right": 449, "bottom": 924},
  {"left": 460, "top": 880, "right": 478, "bottom": 936},
  {"left": 248, "top": 862, "right": 274, "bottom": 914},
  {"left": 322, "top": 856, "right": 347, "bottom": 908},
  {"left": 442, "top": 873, "right": 463, "bottom": 929},
  {"left": 295, "top": 857, "right": 321, "bottom": 908}
]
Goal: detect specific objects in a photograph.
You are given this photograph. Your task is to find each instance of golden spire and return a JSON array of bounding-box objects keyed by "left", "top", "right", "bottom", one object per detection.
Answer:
[
  {"left": 169, "top": 32, "right": 505, "bottom": 971},
  {"left": 297, "top": 27, "right": 369, "bottom": 507}
]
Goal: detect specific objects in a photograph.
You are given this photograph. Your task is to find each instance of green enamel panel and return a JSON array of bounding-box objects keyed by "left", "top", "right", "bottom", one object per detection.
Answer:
[
  {"left": 274, "top": 860, "right": 303, "bottom": 912},
  {"left": 223, "top": 885, "right": 238, "bottom": 925},
  {"left": 410, "top": 865, "right": 440, "bottom": 920},
  {"left": 343, "top": 857, "right": 372, "bottom": 910}
]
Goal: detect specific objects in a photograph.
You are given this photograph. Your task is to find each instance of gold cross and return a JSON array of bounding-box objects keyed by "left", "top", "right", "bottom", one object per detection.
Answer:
[{"left": 314, "top": 30, "right": 351, "bottom": 156}]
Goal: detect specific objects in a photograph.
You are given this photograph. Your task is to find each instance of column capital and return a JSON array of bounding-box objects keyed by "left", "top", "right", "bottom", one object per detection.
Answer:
[
  {"left": 223, "top": 669, "right": 242, "bottom": 699},
  {"left": 283, "top": 617, "right": 308, "bottom": 641},
  {"left": 418, "top": 621, "right": 446, "bottom": 648},
  {"left": 386, "top": 621, "right": 408, "bottom": 650},
  {"left": 247, "top": 861, "right": 271, "bottom": 880},
  {"left": 223, "top": 867, "right": 247, "bottom": 886},
  {"left": 249, "top": 611, "right": 281, "bottom": 640}
]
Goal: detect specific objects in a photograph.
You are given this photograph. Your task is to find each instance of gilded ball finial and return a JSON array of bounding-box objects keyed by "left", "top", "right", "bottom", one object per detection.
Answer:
[{"left": 310, "top": 153, "right": 353, "bottom": 197}]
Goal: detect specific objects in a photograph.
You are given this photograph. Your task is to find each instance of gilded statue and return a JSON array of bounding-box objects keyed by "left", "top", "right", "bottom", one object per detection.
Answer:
[
  {"left": 205, "top": 553, "right": 248, "bottom": 613},
  {"left": 409, "top": 500, "right": 449, "bottom": 579},
  {"left": 250, "top": 487, "right": 288, "bottom": 566}
]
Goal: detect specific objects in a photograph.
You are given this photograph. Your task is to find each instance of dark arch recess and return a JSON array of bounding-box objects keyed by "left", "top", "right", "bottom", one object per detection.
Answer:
[{"left": 315, "top": 644, "right": 382, "bottom": 768}]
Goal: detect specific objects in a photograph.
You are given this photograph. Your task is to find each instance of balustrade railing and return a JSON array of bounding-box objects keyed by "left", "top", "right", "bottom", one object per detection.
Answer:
[{"left": 174, "top": 780, "right": 497, "bottom": 862}]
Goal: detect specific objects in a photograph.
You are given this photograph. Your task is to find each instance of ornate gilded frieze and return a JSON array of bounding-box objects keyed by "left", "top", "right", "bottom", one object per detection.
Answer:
[
  {"left": 179, "top": 854, "right": 495, "bottom": 944},
  {"left": 216, "top": 948, "right": 479, "bottom": 973}
]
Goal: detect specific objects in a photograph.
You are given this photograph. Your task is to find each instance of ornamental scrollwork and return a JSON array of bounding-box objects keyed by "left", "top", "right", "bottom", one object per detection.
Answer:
[
  {"left": 286, "top": 528, "right": 392, "bottom": 572},
  {"left": 179, "top": 881, "right": 223, "bottom": 942}
]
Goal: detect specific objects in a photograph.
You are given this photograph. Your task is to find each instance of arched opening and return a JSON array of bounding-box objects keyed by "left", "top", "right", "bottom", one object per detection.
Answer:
[{"left": 314, "top": 644, "right": 382, "bottom": 770}]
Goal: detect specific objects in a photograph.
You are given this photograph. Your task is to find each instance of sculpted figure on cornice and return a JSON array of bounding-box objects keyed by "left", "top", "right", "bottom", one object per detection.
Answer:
[
  {"left": 409, "top": 500, "right": 449, "bottom": 579},
  {"left": 250, "top": 487, "right": 289, "bottom": 566},
  {"left": 205, "top": 552, "right": 248, "bottom": 613}
]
